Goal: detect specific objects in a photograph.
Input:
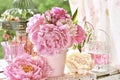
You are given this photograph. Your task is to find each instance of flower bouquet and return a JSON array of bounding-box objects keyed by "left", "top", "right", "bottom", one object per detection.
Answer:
[
  {"left": 26, "top": 7, "right": 86, "bottom": 55},
  {"left": 4, "top": 7, "right": 86, "bottom": 79},
  {"left": 26, "top": 7, "right": 86, "bottom": 77}
]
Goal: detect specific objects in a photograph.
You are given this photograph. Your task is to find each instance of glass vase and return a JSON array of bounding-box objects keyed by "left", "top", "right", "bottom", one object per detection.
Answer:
[{"left": 1, "top": 42, "right": 25, "bottom": 63}]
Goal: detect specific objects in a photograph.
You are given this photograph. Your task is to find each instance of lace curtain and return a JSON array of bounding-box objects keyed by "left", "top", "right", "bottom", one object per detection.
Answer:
[{"left": 69, "top": 0, "right": 120, "bottom": 66}]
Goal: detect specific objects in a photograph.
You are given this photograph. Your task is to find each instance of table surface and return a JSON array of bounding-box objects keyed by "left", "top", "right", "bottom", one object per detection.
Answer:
[{"left": 1, "top": 59, "right": 120, "bottom": 80}]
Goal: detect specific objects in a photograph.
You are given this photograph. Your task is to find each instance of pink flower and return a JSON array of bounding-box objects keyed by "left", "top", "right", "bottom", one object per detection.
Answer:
[
  {"left": 26, "top": 14, "right": 46, "bottom": 34},
  {"left": 15, "top": 17, "right": 20, "bottom": 22},
  {"left": 48, "top": 7, "right": 70, "bottom": 24},
  {"left": 30, "top": 24, "right": 72, "bottom": 55},
  {"left": 4, "top": 54, "right": 52, "bottom": 80},
  {"left": 3, "top": 33, "right": 9, "bottom": 40},
  {"left": 56, "top": 19, "right": 77, "bottom": 36},
  {"left": 51, "top": 7, "right": 70, "bottom": 20},
  {"left": 72, "top": 25, "right": 86, "bottom": 44}
]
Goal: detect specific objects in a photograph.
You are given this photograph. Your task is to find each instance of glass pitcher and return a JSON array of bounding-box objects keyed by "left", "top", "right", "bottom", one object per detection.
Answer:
[{"left": 88, "top": 28, "right": 110, "bottom": 72}]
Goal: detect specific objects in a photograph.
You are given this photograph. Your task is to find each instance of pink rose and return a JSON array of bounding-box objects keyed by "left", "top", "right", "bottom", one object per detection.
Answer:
[
  {"left": 30, "top": 24, "right": 72, "bottom": 55},
  {"left": 4, "top": 54, "right": 52, "bottom": 80},
  {"left": 72, "top": 25, "right": 86, "bottom": 44},
  {"left": 26, "top": 14, "right": 46, "bottom": 34}
]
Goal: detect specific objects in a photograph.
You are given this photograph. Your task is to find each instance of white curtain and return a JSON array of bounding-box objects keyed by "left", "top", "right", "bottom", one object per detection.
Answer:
[{"left": 69, "top": 0, "right": 120, "bottom": 66}]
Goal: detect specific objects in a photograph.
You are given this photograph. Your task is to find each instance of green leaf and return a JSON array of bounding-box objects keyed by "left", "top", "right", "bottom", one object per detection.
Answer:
[
  {"left": 78, "top": 44, "right": 82, "bottom": 52},
  {"left": 72, "top": 44, "right": 77, "bottom": 49},
  {"left": 72, "top": 8, "right": 78, "bottom": 24}
]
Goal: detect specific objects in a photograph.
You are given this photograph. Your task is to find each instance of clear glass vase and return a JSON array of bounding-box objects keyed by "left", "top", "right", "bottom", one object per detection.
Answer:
[{"left": 88, "top": 29, "right": 110, "bottom": 72}]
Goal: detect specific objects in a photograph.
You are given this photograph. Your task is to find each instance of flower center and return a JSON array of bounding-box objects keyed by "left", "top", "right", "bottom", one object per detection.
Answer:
[{"left": 22, "top": 65, "right": 34, "bottom": 73}]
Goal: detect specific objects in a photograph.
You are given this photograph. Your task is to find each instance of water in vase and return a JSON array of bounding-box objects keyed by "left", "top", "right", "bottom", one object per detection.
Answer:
[{"left": 90, "top": 52, "right": 109, "bottom": 72}]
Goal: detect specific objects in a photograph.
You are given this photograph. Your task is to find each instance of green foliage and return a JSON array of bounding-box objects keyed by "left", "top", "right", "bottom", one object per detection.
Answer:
[
  {"left": 72, "top": 8, "right": 78, "bottom": 24},
  {"left": 33, "top": 0, "right": 71, "bottom": 14},
  {"left": 0, "top": 30, "right": 4, "bottom": 59},
  {"left": 0, "top": 0, "right": 13, "bottom": 17},
  {"left": 0, "top": 0, "right": 71, "bottom": 16}
]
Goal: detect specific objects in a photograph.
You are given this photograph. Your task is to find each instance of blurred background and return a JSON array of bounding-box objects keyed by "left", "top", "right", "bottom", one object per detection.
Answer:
[{"left": 0, "top": 0, "right": 71, "bottom": 59}]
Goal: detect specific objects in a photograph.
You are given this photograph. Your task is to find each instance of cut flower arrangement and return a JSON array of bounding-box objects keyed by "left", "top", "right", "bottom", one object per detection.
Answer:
[
  {"left": 4, "top": 7, "right": 86, "bottom": 80},
  {"left": 26, "top": 7, "right": 86, "bottom": 55}
]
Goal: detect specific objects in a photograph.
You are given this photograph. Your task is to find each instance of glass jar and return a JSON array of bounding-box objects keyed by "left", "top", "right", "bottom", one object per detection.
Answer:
[{"left": 88, "top": 28, "right": 110, "bottom": 72}]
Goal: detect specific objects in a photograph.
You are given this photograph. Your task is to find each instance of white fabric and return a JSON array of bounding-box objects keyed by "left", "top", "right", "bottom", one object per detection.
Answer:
[
  {"left": 69, "top": 0, "right": 120, "bottom": 66},
  {"left": 0, "top": 59, "right": 7, "bottom": 79},
  {"left": 0, "top": 59, "right": 8, "bottom": 72},
  {"left": 108, "top": 0, "right": 120, "bottom": 65}
]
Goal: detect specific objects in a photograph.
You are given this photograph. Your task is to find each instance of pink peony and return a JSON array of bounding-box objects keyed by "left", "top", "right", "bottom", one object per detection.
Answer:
[
  {"left": 56, "top": 19, "right": 77, "bottom": 36},
  {"left": 50, "top": 7, "right": 70, "bottom": 20},
  {"left": 45, "top": 7, "right": 70, "bottom": 24},
  {"left": 72, "top": 25, "right": 86, "bottom": 44},
  {"left": 4, "top": 54, "right": 52, "bottom": 80},
  {"left": 30, "top": 24, "right": 72, "bottom": 55},
  {"left": 26, "top": 14, "right": 46, "bottom": 34}
]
